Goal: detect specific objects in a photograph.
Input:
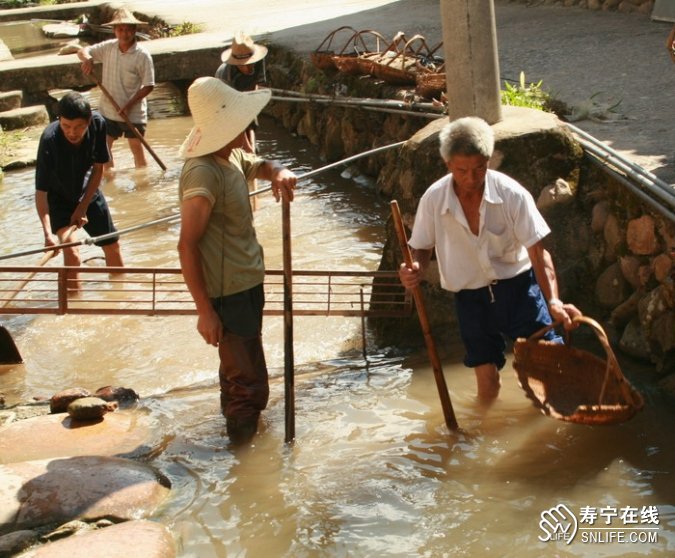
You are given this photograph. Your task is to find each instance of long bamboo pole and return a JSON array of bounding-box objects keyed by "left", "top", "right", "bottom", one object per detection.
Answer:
[
  {"left": 282, "top": 196, "right": 295, "bottom": 443},
  {"left": 90, "top": 74, "right": 167, "bottom": 171},
  {"left": 390, "top": 200, "right": 458, "bottom": 430},
  {"left": 0, "top": 141, "right": 407, "bottom": 263}
]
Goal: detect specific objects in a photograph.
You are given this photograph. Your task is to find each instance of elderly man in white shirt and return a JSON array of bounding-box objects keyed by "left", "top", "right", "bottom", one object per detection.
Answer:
[
  {"left": 399, "top": 116, "right": 581, "bottom": 403},
  {"left": 78, "top": 7, "right": 155, "bottom": 169}
]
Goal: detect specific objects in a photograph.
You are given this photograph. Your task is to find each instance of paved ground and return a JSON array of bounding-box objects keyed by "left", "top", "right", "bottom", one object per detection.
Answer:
[
  {"left": 125, "top": 0, "right": 674, "bottom": 183},
  {"left": 2, "top": 0, "right": 673, "bottom": 183}
]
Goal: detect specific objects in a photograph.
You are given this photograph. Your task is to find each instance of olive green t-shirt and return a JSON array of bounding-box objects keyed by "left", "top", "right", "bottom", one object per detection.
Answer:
[{"left": 179, "top": 150, "right": 264, "bottom": 298}]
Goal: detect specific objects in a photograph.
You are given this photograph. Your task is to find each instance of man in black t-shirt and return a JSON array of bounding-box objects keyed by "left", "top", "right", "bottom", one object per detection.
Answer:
[{"left": 35, "top": 92, "right": 123, "bottom": 286}]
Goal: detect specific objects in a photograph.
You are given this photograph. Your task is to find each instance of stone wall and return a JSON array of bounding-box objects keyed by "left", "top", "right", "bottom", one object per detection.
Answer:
[
  {"left": 507, "top": 0, "right": 655, "bottom": 15},
  {"left": 264, "top": 46, "right": 674, "bottom": 393}
]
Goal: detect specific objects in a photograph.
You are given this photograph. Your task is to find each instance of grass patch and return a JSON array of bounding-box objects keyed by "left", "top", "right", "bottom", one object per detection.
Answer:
[
  {"left": 0, "top": 129, "right": 26, "bottom": 157},
  {"left": 163, "top": 21, "right": 203, "bottom": 37},
  {"left": 501, "top": 71, "right": 551, "bottom": 111}
]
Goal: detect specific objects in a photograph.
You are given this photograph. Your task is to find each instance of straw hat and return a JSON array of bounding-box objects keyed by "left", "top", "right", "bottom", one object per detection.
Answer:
[
  {"left": 179, "top": 77, "right": 271, "bottom": 159},
  {"left": 103, "top": 6, "right": 148, "bottom": 27},
  {"left": 221, "top": 33, "right": 268, "bottom": 65}
]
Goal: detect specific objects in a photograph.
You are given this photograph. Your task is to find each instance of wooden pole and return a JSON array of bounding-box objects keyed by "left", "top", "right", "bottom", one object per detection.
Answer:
[
  {"left": 390, "top": 200, "right": 459, "bottom": 430},
  {"left": 90, "top": 74, "right": 167, "bottom": 171},
  {"left": 282, "top": 196, "right": 295, "bottom": 443}
]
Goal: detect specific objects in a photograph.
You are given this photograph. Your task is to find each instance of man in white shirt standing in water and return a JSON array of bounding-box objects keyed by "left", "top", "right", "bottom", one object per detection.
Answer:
[
  {"left": 398, "top": 117, "right": 581, "bottom": 403},
  {"left": 78, "top": 6, "right": 155, "bottom": 169}
]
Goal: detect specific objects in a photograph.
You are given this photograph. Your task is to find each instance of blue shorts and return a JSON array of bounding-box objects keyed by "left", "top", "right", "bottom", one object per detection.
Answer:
[
  {"left": 105, "top": 118, "right": 146, "bottom": 139},
  {"left": 454, "top": 269, "right": 561, "bottom": 370},
  {"left": 49, "top": 191, "right": 119, "bottom": 247}
]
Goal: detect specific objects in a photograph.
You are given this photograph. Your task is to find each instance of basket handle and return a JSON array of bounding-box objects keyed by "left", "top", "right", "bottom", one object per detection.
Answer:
[
  {"left": 567, "top": 315, "right": 624, "bottom": 404},
  {"left": 314, "top": 25, "right": 358, "bottom": 53},
  {"left": 526, "top": 316, "right": 624, "bottom": 406},
  {"left": 426, "top": 41, "right": 443, "bottom": 58},
  {"left": 381, "top": 31, "right": 408, "bottom": 55},
  {"left": 337, "top": 29, "right": 385, "bottom": 56},
  {"left": 383, "top": 33, "right": 429, "bottom": 68}
]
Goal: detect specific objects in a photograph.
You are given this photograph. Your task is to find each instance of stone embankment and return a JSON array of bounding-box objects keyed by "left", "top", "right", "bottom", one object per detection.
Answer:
[
  {"left": 264, "top": 45, "right": 674, "bottom": 398},
  {"left": 0, "top": 388, "right": 176, "bottom": 557}
]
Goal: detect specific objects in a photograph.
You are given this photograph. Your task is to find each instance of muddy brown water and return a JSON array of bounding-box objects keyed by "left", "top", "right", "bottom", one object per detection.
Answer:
[{"left": 0, "top": 114, "right": 673, "bottom": 557}]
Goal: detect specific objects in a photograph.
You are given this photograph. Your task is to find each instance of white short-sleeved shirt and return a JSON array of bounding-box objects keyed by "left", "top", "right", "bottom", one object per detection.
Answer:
[
  {"left": 409, "top": 169, "right": 550, "bottom": 292},
  {"left": 87, "top": 39, "right": 155, "bottom": 124}
]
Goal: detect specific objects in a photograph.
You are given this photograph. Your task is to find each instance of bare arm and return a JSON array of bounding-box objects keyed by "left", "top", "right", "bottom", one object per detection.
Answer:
[
  {"left": 398, "top": 247, "right": 433, "bottom": 290},
  {"left": 527, "top": 240, "right": 581, "bottom": 329},
  {"left": 120, "top": 85, "right": 154, "bottom": 117},
  {"left": 255, "top": 161, "right": 296, "bottom": 202},
  {"left": 35, "top": 190, "right": 57, "bottom": 250},
  {"left": 77, "top": 47, "right": 94, "bottom": 75},
  {"left": 177, "top": 195, "right": 222, "bottom": 347}
]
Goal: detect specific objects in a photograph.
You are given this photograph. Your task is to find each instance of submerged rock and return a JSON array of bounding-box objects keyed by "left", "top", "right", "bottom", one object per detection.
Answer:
[
  {"left": 0, "top": 456, "right": 171, "bottom": 535},
  {"left": 0, "top": 411, "right": 153, "bottom": 464},
  {"left": 49, "top": 388, "right": 91, "bottom": 414},
  {"left": 66, "top": 397, "right": 117, "bottom": 421},
  {"left": 94, "top": 386, "right": 140, "bottom": 408},
  {"left": 16, "top": 519, "right": 175, "bottom": 558}
]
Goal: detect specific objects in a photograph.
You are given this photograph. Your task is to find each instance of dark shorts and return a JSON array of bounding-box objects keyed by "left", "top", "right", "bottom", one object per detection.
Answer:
[
  {"left": 105, "top": 118, "right": 145, "bottom": 139},
  {"left": 454, "top": 268, "right": 562, "bottom": 370},
  {"left": 49, "top": 191, "right": 119, "bottom": 247},
  {"left": 211, "top": 283, "right": 265, "bottom": 338}
]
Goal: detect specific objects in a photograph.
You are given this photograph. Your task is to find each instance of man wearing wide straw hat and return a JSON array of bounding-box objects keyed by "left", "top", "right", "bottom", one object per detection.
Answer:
[
  {"left": 78, "top": 6, "right": 155, "bottom": 169},
  {"left": 215, "top": 33, "right": 268, "bottom": 155},
  {"left": 177, "top": 77, "right": 296, "bottom": 445}
]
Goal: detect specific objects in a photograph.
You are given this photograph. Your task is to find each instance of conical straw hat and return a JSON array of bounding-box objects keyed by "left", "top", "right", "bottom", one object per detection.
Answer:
[{"left": 179, "top": 77, "right": 271, "bottom": 159}]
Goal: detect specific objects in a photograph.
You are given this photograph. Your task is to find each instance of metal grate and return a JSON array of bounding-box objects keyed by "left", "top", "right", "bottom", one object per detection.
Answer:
[{"left": 0, "top": 266, "right": 411, "bottom": 318}]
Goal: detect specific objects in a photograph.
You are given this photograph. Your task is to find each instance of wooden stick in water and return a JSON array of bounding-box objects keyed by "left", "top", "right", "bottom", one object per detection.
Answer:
[
  {"left": 91, "top": 74, "right": 167, "bottom": 171},
  {"left": 391, "top": 200, "right": 459, "bottom": 430}
]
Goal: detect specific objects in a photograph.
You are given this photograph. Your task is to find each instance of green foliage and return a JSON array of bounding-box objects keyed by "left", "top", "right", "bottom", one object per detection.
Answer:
[
  {"left": 166, "top": 21, "right": 202, "bottom": 37},
  {"left": 0, "top": 0, "right": 33, "bottom": 8},
  {"left": 501, "top": 71, "right": 550, "bottom": 111}
]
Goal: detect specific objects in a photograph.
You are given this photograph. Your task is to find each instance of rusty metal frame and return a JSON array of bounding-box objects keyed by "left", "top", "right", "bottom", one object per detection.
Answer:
[{"left": 0, "top": 266, "right": 411, "bottom": 318}]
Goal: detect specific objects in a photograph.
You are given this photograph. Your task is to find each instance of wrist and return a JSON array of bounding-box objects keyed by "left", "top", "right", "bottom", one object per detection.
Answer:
[{"left": 548, "top": 297, "right": 563, "bottom": 308}]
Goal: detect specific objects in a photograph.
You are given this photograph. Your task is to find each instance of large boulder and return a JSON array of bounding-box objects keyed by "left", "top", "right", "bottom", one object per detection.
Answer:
[
  {"left": 0, "top": 456, "right": 171, "bottom": 535},
  {"left": 17, "top": 519, "right": 175, "bottom": 558},
  {"left": 0, "top": 411, "right": 154, "bottom": 464}
]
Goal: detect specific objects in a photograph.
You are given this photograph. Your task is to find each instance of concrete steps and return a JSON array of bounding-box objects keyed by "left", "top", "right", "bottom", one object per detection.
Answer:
[{"left": 0, "top": 105, "right": 49, "bottom": 131}]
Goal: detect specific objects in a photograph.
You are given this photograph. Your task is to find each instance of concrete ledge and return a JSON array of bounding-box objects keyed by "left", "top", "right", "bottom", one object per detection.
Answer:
[
  {"left": 0, "top": 105, "right": 49, "bottom": 131},
  {"left": 0, "top": 90, "right": 22, "bottom": 112},
  {"left": 0, "top": 32, "right": 225, "bottom": 96}
]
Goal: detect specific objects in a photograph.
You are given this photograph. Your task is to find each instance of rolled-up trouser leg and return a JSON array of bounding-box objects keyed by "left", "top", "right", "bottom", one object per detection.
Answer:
[{"left": 218, "top": 332, "right": 269, "bottom": 420}]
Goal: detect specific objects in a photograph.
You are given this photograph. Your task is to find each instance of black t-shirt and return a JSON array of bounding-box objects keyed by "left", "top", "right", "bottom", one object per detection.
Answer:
[
  {"left": 214, "top": 61, "right": 265, "bottom": 92},
  {"left": 35, "top": 112, "right": 109, "bottom": 206}
]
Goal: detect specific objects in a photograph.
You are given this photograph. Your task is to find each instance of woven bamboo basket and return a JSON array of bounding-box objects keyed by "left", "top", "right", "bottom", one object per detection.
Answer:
[
  {"left": 310, "top": 26, "right": 358, "bottom": 70},
  {"left": 332, "top": 29, "right": 386, "bottom": 76},
  {"left": 370, "top": 34, "right": 432, "bottom": 85},
  {"left": 416, "top": 63, "right": 446, "bottom": 99},
  {"left": 415, "top": 42, "right": 445, "bottom": 98},
  {"left": 354, "top": 32, "right": 405, "bottom": 76},
  {"left": 512, "top": 316, "right": 644, "bottom": 425}
]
